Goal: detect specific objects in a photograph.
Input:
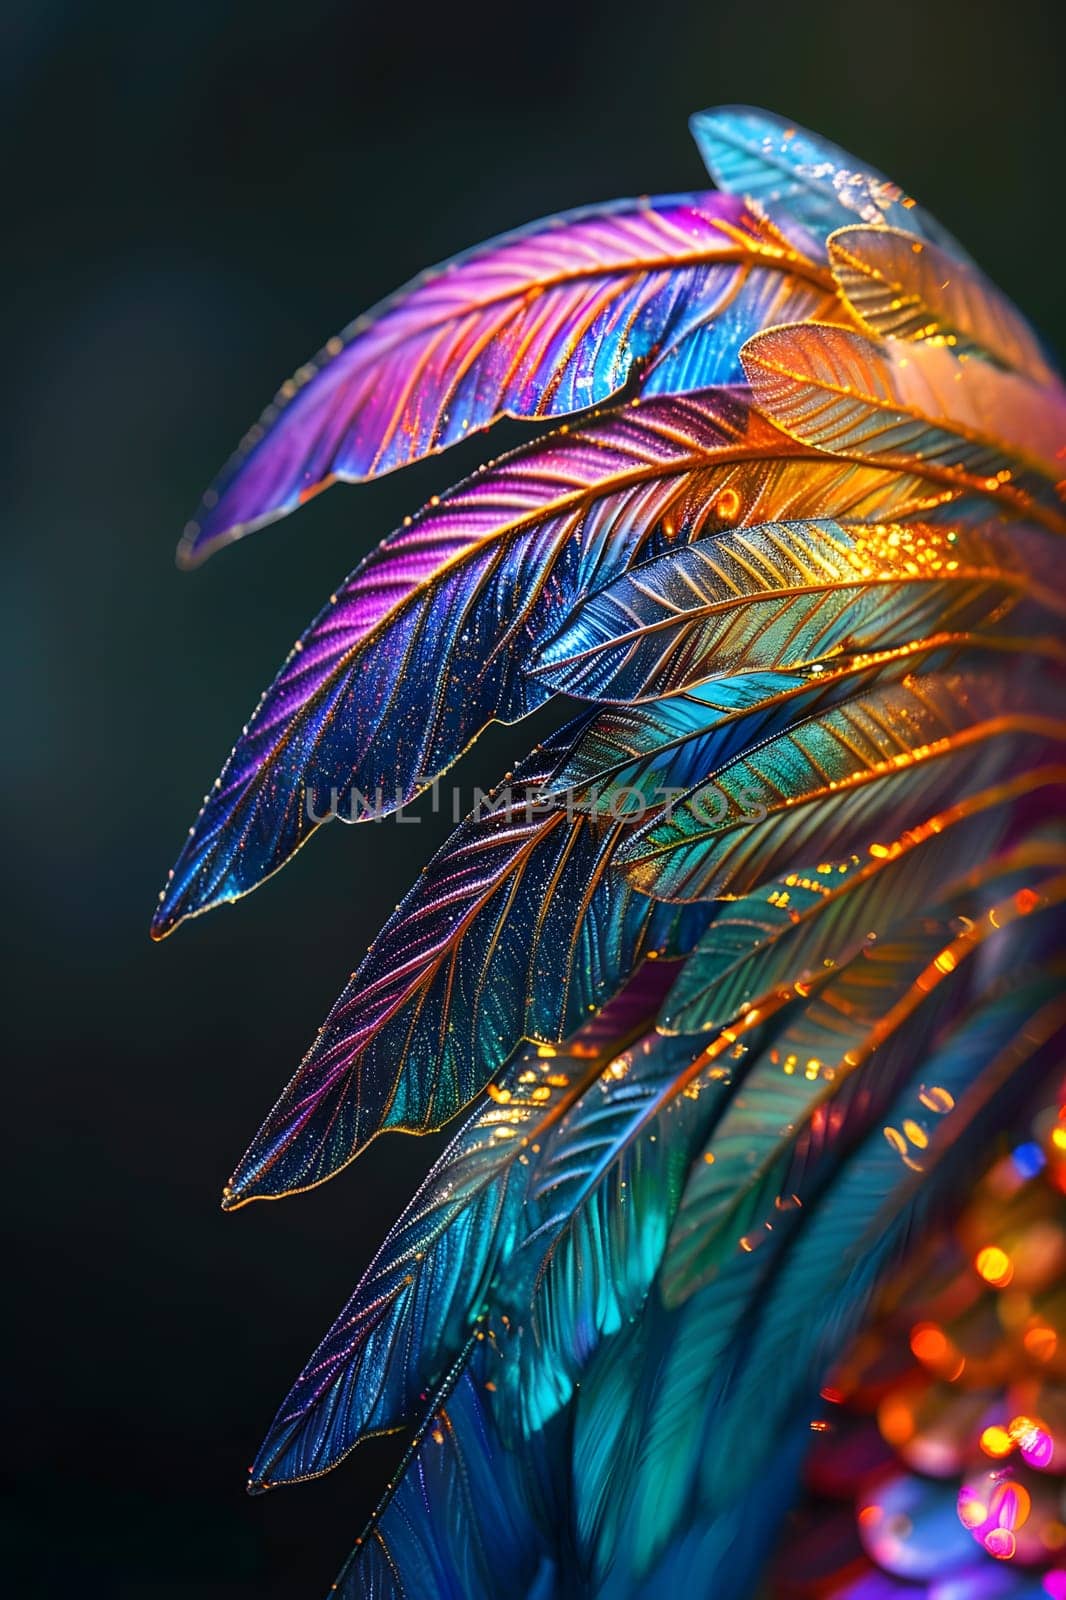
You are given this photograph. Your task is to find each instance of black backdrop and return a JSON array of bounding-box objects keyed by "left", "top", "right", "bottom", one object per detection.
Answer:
[{"left": 6, "top": 2, "right": 1064, "bottom": 1593}]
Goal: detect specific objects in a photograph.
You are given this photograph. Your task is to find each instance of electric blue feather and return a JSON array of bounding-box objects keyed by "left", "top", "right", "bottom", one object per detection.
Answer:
[
  {"left": 485, "top": 1025, "right": 738, "bottom": 1442},
  {"left": 338, "top": 1344, "right": 562, "bottom": 1600}
]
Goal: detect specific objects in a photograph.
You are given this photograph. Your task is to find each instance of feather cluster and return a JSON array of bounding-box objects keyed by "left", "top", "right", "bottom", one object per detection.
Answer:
[{"left": 155, "top": 106, "right": 1066, "bottom": 1597}]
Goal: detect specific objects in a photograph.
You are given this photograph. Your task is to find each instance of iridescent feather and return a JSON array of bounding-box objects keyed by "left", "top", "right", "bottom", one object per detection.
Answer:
[
  {"left": 689, "top": 105, "right": 968, "bottom": 257},
  {"left": 179, "top": 194, "right": 839, "bottom": 564}
]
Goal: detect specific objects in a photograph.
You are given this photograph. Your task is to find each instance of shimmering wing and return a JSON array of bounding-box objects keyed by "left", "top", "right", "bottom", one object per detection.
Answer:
[
  {"left": 329, "top": 876, "right": 1064, "bottom": 1599},
  {"left": 179, "top": 193, "right": 838, "bottom": 564},
  {"left": 828, "top": 224, "right": 1061, "bottom": 383},
  {"left": 153, "top": 97, "right": 1066, "bottom": 1600},
  {"left": 689, "top": 105, "right": 966, "bottom": 255},
  {"left": 741, "top": 323, "right": 1066, "bottom": 530},
  {"left": 255, "top": 678, "right": 1042, "bottom": 1482}
]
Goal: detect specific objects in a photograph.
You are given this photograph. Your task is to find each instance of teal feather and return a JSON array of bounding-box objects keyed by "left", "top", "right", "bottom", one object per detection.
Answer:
[
  {"left": 576, "top": 895, "right": 1064, "bottom": 1589},
  {"left": 618, "top": 663, "right": 1064, "bottom": 901},
  {"left": 696, "top": 962, "right": 1065, "bottom": 1512},
  {"left": 660, "top": 921, "right": 964, "bottom": 1307},
  {"left": 659, "top": 766, "right": 1065, "bottom": 1033},
  {"left": 247, "top": 964, "right": 674, "bottom": 1491},
  {"left": 531, "top": 518, "right": 1052, "bottom": 705}
]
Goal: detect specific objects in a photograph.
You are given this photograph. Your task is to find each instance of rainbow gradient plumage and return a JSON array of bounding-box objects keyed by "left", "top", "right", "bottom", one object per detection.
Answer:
[{"left": 155, "top": 106, "right": 1066, "bottom": 1597}]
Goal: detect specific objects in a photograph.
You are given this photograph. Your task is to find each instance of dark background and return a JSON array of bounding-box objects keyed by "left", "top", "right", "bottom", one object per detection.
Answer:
[{"left": 5, "top": 2, "right": 1064, "bottom": 1594}]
